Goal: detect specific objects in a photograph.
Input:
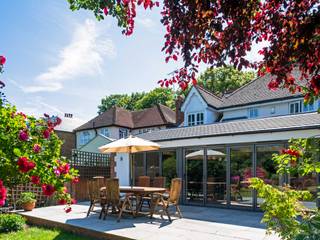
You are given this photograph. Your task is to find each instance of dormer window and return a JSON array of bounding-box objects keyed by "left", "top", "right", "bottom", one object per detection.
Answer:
[
  {"left": 100, "top": 128, "right": 110, "bottom": 137},
  {"left": 289, "top": 101, "right": 302, "bottom": 114},
  {"left": 119, "top": 128, "right": 128, "bottom": 139},
  {"left": 80, "top": 131, "right": 90, "bottom": 146},
  {"left": 188, "top": 112, "right": 204, "bottom": 126},
  {"left": 248, "top": 108, "right": 259, "bottom": 118}
]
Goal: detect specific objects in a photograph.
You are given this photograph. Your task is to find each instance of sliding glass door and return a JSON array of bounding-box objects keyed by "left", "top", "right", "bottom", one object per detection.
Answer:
[
  {"left": 230, "top": 146, "right": 253, "bottom": 207},
  {"left": 185, "top": 148, "right": 204, "bottom": 204},
  {"left": 206, "top": 148, "right": 227, "bottom": 205}
]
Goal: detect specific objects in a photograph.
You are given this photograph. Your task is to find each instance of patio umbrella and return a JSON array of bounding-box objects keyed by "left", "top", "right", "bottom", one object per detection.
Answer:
[
  {"left": 186, "top": 149, "right": 225, "bottom": 160},
  {"left": 99, "top": 135, "right": 160, "bottom": 187}
]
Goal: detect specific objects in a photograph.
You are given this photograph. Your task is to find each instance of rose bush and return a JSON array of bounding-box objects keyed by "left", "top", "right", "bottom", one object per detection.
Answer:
[{"left": 0, "top": 56, "right": 78, "bottom": 211}]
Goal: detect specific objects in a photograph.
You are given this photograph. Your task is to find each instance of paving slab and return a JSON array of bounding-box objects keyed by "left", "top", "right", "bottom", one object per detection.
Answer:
[{"left": 19, "top": 202, "right": 280, "bottom": 240}]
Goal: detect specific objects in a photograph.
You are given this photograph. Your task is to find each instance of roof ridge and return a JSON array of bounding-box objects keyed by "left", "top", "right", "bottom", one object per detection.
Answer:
[
  {"left": 156, "top": 104, "right": 168, "bottom": 124},
  {"left": 195, "top": 85, "right": 223, "bottom": 101},
  {"left": 222, "top": 74, "right": 265, "bottom": 99}
]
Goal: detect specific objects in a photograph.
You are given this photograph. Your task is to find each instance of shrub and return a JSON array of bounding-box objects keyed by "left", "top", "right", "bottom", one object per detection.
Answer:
[{"left": 0, "top": 214, "right": 26, "bottom": 233}]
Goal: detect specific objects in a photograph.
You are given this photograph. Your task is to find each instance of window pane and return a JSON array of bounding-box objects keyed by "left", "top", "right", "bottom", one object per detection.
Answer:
[
  {"left": 230, "top": 146, "right": 253, "bottom": 207},
  {"left": 133, "top": 153, "right": 144, "bottom": 185},
  {"left": 290, "top": 172, "right": 318, "bottom": 209},
  {"left": 162, "top": 151, "right": 177, "bottom": 188},
  {"left": 146, "top": 152, "right": 160, "bottom": 180},
  {"left": 185, "top": 149, "right": 204, "bottom": 204},
  {"left": 206, "top": 148, "right": 227, "bottom": 205},
  {"left": 256, "top": 145, "right": 284, "bottom": 207},
  {"left": 290, "top": 104, "right": 294, "bottom": 114}
]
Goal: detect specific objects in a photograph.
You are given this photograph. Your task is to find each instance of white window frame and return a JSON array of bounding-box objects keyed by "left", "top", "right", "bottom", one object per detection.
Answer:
[
  {"left": 100, "top": 128, "right": 110, "bottom": 137},
  {"left": 80, "top": 131, "right": 90, "bottom": 146},
  {"left": 289, "top": 101, "right": 302, "bottom": 114},
  {"left": 248, "top": 108, "right": 259, "bottom": 118},
  {"left": 119, "top": 128, "right": 128, "bottom": 139},
  {"left": 187, "top": 112, "right": 204, "bottom": 126}
]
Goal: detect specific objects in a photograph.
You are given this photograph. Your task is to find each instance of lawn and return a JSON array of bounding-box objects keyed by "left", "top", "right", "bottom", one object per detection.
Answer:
[{"left": 0, "top": 226, "right": 92, "bottom": 240}]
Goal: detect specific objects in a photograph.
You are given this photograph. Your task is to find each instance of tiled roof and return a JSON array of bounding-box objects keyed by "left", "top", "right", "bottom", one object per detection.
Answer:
[
  {"left": 194, "top": 69, "right": 306, "bottom": 109},
  {"left": 195, "top": 85, "right": 223, "bottom": 108},
  {"left": 138, "top": 113, "right": 320, "bottom": 141},
  {"left": 74, "top": 105, "right": 176, "bottom": 131}
]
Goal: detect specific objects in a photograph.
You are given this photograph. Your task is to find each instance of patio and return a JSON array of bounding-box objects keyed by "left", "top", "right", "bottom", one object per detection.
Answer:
[{"left": 19, "top": 202, "right": 279, "bottom": 240}]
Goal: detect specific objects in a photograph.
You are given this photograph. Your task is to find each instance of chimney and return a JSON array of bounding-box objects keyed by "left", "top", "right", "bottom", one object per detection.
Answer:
[{"left": 175, "top": 96, "right": 184, "bottom": 126}]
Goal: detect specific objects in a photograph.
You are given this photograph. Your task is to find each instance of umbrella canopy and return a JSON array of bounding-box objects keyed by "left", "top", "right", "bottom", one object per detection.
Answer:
[
  {"left": 186, "top": 149, "right": 225, "bottom": 160},
  {"left": 99, "top": 135, "right": 160, "bottom": 153}
]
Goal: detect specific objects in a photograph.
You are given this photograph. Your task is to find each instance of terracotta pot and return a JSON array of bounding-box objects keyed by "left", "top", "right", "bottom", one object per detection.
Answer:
[{"left": 22, "top": 201, "right": 36, "bottom": 211}]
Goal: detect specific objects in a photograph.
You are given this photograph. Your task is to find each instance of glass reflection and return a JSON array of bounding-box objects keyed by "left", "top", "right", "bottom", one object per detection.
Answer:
[
  {"left": 206, "top": 148, "right": 227, "bottom": 205},
  {"left": 146, "top": 152, "right": 160, "bottom": 179},
  {"left": 230, "top": 146, "right": 253, "bottom": 206},
  {"left": 133, "top": 153, "right": 144, "bottom": 185},
  {"left": 185, "top": 149, "right": 203, "bottom": 204},
  {"left": 256, "top": 145, "right": 283, "bottom": 206},
  {"left": 290, "top": 172, "right": 318, "bottom": 209},
  {"left": 162, "top": 151, "right": 177, "bottom": 188}
]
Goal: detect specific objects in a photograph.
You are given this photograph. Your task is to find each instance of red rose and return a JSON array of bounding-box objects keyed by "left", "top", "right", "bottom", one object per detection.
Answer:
[
  {"left": 43, "top": 129, "right": 50, "bottom": 139},
  {"left": 17, "top": 157, "right": 35, "bottom": 173},
  {"left": 42, "top": 184, "right": 55, "bottom": 196},
  {"left": 71, "top": 198, "right": 77, "bottom": 204},
  {"left": 65, "top": 206, "right": 72, "bottom": 213},
  {"left": 18, "top": 130, "right": 29, "bottom": 141},
  {"left": 0, "top": 180, "right": 7, "bottom": 207},
  {"left": 72, "top": 177, "right": 79, "bottom": 184},
  {"left": 58, "top": 199, "right": 67, "bottom": 205},
  {"left": 59, "top": 163, "right": 70, "bottom": 175},
  {"left": 33, "top": 144, "right": 41, "bottom": 153},
  {"left": 0, "top": 56, "right": 6, "bottom": 65},
  {"left": 31, "top": 176, "right": 40, "bottom": 185}
]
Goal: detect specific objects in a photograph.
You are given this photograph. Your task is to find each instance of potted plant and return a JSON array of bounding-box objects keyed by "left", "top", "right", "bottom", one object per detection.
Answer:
[{"left": 17, "top": 192, "right": 36, "bottom": 211}]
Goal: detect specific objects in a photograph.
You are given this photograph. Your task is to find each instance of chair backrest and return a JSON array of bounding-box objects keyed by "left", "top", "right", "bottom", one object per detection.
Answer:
[
  {"left": 105, "top": 178, "right": 120, "bottom": 204},
  {"left": 87, "top": 179, "right": 101, "bottom": 200},
  {"left": 153, "top": 176, "right": 166, "bottom": 188},
  {"left": 137, "top": 176, "right": 150, "bottom": 187},
  {"left": 169, "top": 178, "right": 182, "bottom": 203}
]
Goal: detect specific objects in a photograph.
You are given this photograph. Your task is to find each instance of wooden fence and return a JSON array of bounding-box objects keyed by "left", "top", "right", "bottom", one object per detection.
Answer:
[{"left": 69, "top": 150, "right": 113, "bottom": 201}]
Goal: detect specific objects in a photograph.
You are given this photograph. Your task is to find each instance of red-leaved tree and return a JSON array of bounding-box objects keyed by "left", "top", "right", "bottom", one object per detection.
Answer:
[{"left": 68, "top": 0, "right": 320, "bottom": 103}]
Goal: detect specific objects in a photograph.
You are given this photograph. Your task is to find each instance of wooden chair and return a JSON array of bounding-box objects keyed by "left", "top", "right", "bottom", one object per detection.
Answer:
[
  {"left": 152, "top": 176, "right": 166, "bottom": 188},
  {"left": 87, "top": 178, "right": 106, "bottom": 217},
  {"left": 137, "top": 176, "right": 151, "bottom": 187},
  {"left": 150, "top": 178, "right": 182, "bottom": 222},
  {"left": 100, "top": 178, "right": 134, "bottom": 222}
]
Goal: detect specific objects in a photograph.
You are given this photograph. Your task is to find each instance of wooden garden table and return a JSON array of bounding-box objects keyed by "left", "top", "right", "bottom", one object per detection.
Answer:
[{"left": 120, "top": 186, "right": 166, "bottom": 216}]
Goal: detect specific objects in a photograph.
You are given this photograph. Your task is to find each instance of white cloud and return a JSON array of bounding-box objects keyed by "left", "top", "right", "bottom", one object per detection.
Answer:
[
  {"left": 25, "top": 19, "right": 116, "bottom": 93},
  {"left": 136, "top": 17, "right": 155, "bottom": 28}
]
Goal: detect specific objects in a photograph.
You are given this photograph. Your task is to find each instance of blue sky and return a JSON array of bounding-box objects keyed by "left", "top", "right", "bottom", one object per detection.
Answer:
[{"left": 0, "top": 1, "right": 263, "bottom": 131}]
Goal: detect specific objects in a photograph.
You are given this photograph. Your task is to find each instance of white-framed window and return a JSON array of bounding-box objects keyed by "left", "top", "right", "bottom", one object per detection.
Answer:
[
  {"left": 289, "top": 101, "right": 302, "bottom": 114},
  {"left": 196, "top": 112, "right": 204, "bottom": 125},
  {"left": 187, "top": 112, "right": 204, "bottom": 126},
  {"left": 80, "top": 131, "right": 91, "bottom": 146},
  {"left": 248, "top": 108, "right": 259, "bottom": 118},
  {"left": 119, "top": 128, "right": 128, "bottom": 139},
  {"left": 99, "top": 128, "right": 110, "bottom": 137}
]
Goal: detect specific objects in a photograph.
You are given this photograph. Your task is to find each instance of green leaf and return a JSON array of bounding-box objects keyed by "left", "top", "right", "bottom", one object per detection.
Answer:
[{"left": 13, "top": 148, "right": 21, "bottom": 157}]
